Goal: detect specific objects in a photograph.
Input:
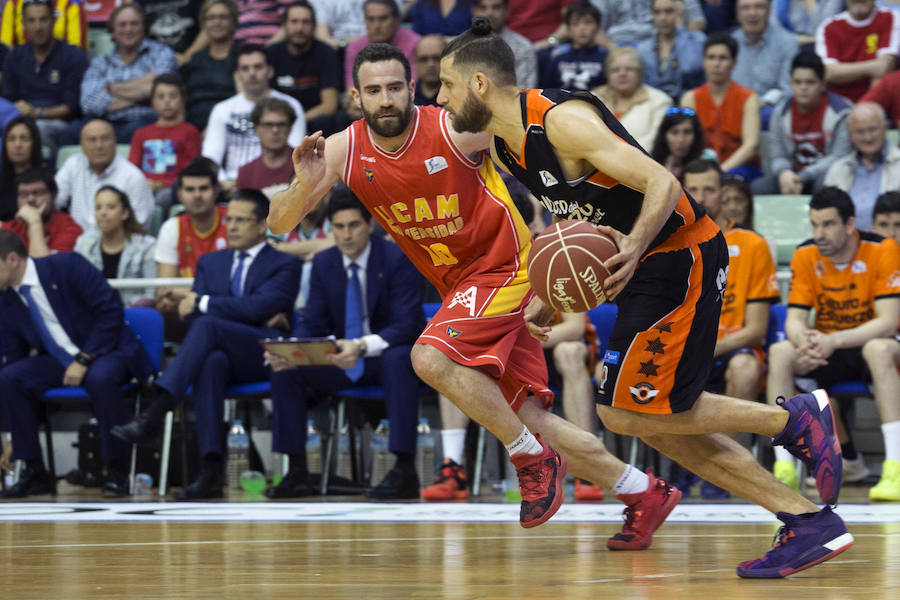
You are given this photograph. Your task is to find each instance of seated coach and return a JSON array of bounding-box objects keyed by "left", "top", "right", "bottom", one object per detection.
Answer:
[
  {"left": 112, "top": 189, "right": 301, "bottom": 499},
  {"left": 264, "top": 189, "right": 425, "bottom": 500},
  {"left": 0, "top": 230, "right": 155, "bottom": 497}
]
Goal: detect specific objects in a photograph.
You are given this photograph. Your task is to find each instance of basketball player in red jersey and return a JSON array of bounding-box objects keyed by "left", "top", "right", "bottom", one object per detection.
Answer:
[
  {"left": 437, "top": 18, "right": 853, "bottom": 578},
  {"left": 270, "top": 43, "right": 682, "bottom": 541}
]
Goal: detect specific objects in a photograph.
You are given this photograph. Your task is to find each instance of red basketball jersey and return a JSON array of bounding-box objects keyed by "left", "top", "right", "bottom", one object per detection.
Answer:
[{"left": 344, "top": 106, "right": 533, "bottom": 316}]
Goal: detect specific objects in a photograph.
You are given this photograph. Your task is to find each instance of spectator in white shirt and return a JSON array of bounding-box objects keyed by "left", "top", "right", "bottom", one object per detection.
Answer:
[
  {"left": 54, "top": 119, "right": 154, "bottom": 232},
  {"left": 202, "top": 43, "right": 306, "bottom": 189}
]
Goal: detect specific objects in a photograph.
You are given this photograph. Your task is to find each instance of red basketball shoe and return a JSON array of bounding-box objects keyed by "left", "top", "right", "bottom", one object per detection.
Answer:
[
  {"left": 421, "top": 459, "right": 468, "bottom": 500},
  {"left": 510, "top": 434, "right": 567, "bottom": 528},
  {"left": 574, "top": 478, "right": 605, "bottom": 501},
  {"left": 607, "top": 471, "right": 681, "bottom": 550}
]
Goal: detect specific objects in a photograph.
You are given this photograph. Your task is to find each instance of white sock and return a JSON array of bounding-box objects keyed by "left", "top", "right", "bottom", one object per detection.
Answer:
[
  {"left": 440, "top": 428, "right": 467, "bottom": 465},
  {"left": 612, "top": 465, "right": 650, "bottom": 495},
  {"left": 774, "top": 446, "right": 794, "bottom": 462},
  {"left": 505, "top": 426, "right": 543, "bottom": 456},
  {"left": 882, "top": 421, "right": 900, "bottom": 462}
]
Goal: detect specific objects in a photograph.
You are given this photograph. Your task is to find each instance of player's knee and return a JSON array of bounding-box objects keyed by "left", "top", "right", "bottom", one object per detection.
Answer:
[
  {"left": 410, "top": 344, "right": 442, "bottom": 384},
  {"left": 553, "top": 341, "right": 587, "bottom": 374},
  {"left": 862, "top": 337, "right": 898, "bottom": 367},
  {"left": 596, "top": 404, "right": 636, "bottom": 435},
  {"left": 726, "top": 354, "right": 762, "bottom": 389},
  {"left": 767, "top": 340, "right": 796, "bottom": 365}
]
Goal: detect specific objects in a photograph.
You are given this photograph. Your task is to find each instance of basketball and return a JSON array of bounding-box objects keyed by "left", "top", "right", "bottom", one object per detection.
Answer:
[{"left": 527, "top": 220, "right": 617, "bottom": 312}]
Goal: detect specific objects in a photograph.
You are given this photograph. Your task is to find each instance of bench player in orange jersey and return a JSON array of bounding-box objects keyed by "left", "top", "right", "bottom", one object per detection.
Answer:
[
  {"left": 269, "top": 43, "right": 682, "bottom": 540},
  {"left": 437, "top": 18, "right": 853, "bottom": 578}
]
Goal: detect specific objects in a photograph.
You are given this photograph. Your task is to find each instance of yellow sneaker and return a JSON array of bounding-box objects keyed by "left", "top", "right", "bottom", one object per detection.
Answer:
[
  {"left": 869, "top": 460, "right": 900, "bottom": 502},
  {"left": 774, "top": 459, "right": 799, "bottom": 491}
]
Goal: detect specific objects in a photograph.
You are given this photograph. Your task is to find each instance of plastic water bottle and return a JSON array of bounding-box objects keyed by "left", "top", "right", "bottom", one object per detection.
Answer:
[
  {"left": 416, "top": 418, "right": 435, "bottom": 485},
  {"left": 133, "top": 473, "right": 152, "bottom": 498},
  {"left": 337, "top": 423, "right": 353, "bottom": 481},
  {"left": 227, "top": 419, "right": 249, "bottom": 489},
  {"left": 371, "top": 419, "right": 391, "bottom": 486},
  {"left": 305, "top": 419, "right": 321, "bottom": 475}
]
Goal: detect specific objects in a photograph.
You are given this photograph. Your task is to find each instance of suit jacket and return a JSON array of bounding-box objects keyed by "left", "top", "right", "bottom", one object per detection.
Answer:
[
  {"left": 190, "top": 243, "right": 302, "bottom": 329},
  {"left": 298, "top": 235, "right": 424, "bottom": 347},
  {"left": 0, "top": 253, "right": 154, "bottom": 379}
]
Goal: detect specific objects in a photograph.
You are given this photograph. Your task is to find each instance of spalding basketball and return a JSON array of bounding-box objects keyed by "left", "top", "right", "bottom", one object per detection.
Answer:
[{"left": 527, "top": 220, "right": 617, "bottom": 312}]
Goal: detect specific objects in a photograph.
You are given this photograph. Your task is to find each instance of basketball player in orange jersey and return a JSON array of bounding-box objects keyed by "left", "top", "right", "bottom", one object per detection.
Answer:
[
  {"left": 270, "top": 43, "right": 682, "bottom": 542},
  {"left": 437, "top": 18, "right": 853, "bottom": 578}
]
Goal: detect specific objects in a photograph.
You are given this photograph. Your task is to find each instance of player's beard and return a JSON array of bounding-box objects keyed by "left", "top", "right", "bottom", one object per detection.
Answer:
[
  {"left": 362, "top": 99, "right": 413, "bottom": 138},
  {"left": 449, "top": 90, "right": 493, "bottom": 133}
]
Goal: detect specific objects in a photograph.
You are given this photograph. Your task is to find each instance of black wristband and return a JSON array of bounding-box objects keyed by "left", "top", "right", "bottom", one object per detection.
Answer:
[{"left": 74, "top": 352, "right": 94, "bottom": 366}]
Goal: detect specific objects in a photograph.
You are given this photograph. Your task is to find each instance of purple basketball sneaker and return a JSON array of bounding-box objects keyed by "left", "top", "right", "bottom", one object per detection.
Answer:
[
  {"left": 772, "top": 389, "right": 842, "bottom": 505},
  {"left": 737, "top": 506, "right": 854, "bottom": 578}
]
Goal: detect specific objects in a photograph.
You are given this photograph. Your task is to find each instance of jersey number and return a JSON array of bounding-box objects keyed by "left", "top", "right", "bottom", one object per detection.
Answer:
[{"left": 420, "top": 243, "right": 458, "bottom": 266}]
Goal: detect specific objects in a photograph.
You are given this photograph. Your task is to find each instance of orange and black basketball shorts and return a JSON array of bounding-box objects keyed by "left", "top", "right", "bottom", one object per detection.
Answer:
[
  {"left": 416, "top": 279, "right": 553, "bottom": 412},
  {"left": 597, "top": 221, "right": 727, "bottom": 414}
]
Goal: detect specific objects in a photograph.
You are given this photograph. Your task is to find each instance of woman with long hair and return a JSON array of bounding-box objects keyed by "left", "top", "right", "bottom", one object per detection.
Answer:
[
  {"left": 0, "top": 116, "right": 43, "bottom": 220},
  {"left": 74, "top": 185, "right": 157, "bottom": 305},
  {"left": 650, "top": 108, "right": 709, "bottom": 179}
]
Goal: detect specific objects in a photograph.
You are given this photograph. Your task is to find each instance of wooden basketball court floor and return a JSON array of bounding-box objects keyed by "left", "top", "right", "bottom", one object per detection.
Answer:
[{"left": 1, "top": 487, "right": 898, "bottom": 599}]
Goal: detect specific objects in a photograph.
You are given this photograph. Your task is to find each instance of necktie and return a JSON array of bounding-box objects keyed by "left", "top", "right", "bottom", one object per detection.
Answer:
[
  {"left": 19, "top": 284, "right": 73, "bottom": 367},
  {"left": 231, "top": 251, "right": 249, "bottom": 297},
  {"left": 344, "top": 263, "right": 364, "bottom": 381}
]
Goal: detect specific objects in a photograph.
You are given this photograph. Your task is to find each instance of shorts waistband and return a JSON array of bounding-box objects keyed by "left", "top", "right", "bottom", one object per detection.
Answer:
[{"left": 645, "top": 215, "right": 721, "bottom": 258}]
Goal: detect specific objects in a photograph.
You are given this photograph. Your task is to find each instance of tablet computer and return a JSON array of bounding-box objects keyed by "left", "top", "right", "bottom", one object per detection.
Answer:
[{"left": 262, "top": 337, "right": 339, "bottom": 366}]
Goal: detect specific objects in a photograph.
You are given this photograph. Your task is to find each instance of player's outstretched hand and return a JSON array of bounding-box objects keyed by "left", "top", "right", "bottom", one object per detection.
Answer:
[
  {"left": 524, "top": 295, "right": 555, "bottom": 342},
  {"left": 597, "top": 225, "right": 640, "bottom": 301},
  {"left": 291, "top": 131, "right": 327, "bottom": 186}
]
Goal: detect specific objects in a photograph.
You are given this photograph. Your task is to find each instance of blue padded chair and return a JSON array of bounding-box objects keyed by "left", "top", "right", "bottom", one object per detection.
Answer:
[
  {"left": 587, "top": 303, "right": 618, "bottom": 356},
  {"left": 39, "top": 307, "right": 164, "bottom": 492},
  {"left": 765, "top": 304, "right": 787, "bottom": 351},
  {"left": 321, "top": 304, "right": 442, "bottom": 494}
]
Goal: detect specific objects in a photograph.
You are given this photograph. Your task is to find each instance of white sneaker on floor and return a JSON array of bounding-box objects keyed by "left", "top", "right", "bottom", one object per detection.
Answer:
[{"left": 806, "top": 453, "right": 870, "bottom": 487}]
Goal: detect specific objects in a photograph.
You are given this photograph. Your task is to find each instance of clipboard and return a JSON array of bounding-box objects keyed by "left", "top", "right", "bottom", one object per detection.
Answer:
[{"left": 262, "top": 337, "right": 339, "bottom": 366}]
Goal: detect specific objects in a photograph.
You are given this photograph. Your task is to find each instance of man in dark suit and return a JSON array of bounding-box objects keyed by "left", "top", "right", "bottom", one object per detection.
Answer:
[
  {"left": 265, "top": 189, "right": 424, "bottom": 499},
  {"left": 112, "top": 189, "right": 302, "bottom": 499},
  {"left": 0, "top": 230, "right": 155, "bottom": 497}
]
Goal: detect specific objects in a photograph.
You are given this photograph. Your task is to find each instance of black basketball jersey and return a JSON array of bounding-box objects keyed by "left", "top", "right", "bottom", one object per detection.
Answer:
[{"left": 493, "top": 88, "right": 707, "bottom": 253}]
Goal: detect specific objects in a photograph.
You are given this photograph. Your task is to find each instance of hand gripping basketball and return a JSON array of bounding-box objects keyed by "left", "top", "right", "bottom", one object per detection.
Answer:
[{"left": 527, "top": 220, "right": 618, "bottom": 312}]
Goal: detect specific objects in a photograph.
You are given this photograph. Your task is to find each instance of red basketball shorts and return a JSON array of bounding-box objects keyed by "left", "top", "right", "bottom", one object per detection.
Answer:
[{"left": 416, "top": 279, "right": 553, "bottom": 412}]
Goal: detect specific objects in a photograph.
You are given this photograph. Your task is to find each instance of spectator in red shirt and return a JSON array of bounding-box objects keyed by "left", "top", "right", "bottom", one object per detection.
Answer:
[
  {"left": 235, "top": 97, "right": 296, "bottom": 195},
  {"left": 861, "top": 69, "right": 900, "bottom": 128},
  {"left": 129, "top": 73, "right": 202, "bottom": 231},
  {"left": 1, "top": 168, "right": 82, "bottom": 257},
  {"left": 816, "top": 0, "right": 900, "bottom": 103},
  {"left": 129, "top": 74, "right": 201, "bottom": 192}
]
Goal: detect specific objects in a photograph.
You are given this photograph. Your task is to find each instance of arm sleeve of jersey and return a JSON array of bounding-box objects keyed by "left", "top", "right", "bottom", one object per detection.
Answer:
[
  {"left": 747, "top": 235, "right": 780, "bottom": 302},
  {"left": 879, "top": 10, "right": 900, "bottom": 56},
  {"left": 202, "top": 103, "right": 227, "bottom": 167},
  {"left": 787, "top": 249, "right": 816, "bottom": 308},
  {"left": 815, "top": 22, "right": 837, "bottom": 64},
  {"left": 154, "top": 218, "right": 179, "bottom": 265},
  {"left": 875, "top": 238, "right": 900, "bottom": 298},
  {"left": 286, "top": 96, "right": 306, "bottom": 145}
]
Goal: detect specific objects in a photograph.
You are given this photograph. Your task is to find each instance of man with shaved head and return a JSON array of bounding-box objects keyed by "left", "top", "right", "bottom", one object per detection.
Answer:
[
  {"left": 54, "top": 119, "right": 154, "bottom": 232},
  {"left": 413, "top": 35, "right": 446, "bottom": 106},
  {"left": 824, "top": 102, "right": 900, "bottom": 232}
]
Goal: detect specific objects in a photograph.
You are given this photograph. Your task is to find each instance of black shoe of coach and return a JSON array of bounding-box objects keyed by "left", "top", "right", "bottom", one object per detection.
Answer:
[
  {"left": 174, "top": 470, "right": 224, "bottom": 501},
  {"left": 265, "top": 468, "right": 314, "bottom": 499},
  {"left": 365, "top": 465, "right": 420, "bottom": 500},
  {"left": 2, "top": 466, "right": 54, "bottom": 498}
]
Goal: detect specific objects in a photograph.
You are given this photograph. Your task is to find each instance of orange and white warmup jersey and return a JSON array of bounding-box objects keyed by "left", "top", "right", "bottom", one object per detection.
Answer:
[
  {"left": 719, "top": 221, "right": 780, "bottom": 342},
  {"left": 789, "top": 231, "right": 900, "bottom": 333},
  {"left": 343, "top": 105, "right": 550, "bottom": 410},
  {"left": 344, "top": 105, "right": 532, "bottom": 314}
]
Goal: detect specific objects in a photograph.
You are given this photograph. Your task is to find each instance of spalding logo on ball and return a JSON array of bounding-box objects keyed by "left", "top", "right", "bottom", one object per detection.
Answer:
[{"left": 527, "top": 220, "right": 618, "bottom": 312}]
